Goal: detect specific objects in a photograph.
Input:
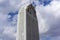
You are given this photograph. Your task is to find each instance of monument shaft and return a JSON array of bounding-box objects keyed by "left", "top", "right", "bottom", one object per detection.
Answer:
[{"left": 17, "top": 4, "right": 39, "bottom": 40}]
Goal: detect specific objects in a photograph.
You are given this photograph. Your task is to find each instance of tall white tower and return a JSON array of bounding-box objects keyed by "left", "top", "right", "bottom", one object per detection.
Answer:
[{"left": 17, "top": 2, "right": 39, "bottom": 40}]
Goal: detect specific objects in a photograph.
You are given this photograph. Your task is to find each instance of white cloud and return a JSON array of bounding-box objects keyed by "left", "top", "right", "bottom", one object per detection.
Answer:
[
  {"left": 36, "top": 6, "right": 49, "bottom": 34},
  {"left": 50, "top": 36, "right": 60, "bottom": 40},
  {"left": 0, "top": 0, "right": 20, "bottom": 39},
  {"left": 44, "top": 1, "right": 60, "bottom": 18},
  {"left": 3, "top": 27, "right": 16, "bottom": 37},
  {"left": 35, "top": 0, "right": 60, "bottom": 36},
  {"left": 0, "top": 39, "right": 2, "bottom": 40},
  {"left": 0, "top": 0, "right": 5, "bottom": 3},
  {"left": 10, "top": 14, "right": 17, "bottom": 25}
]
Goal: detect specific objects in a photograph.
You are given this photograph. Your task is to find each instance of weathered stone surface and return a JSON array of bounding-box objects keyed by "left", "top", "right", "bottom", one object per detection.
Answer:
[{"left": 26, "top": 4, "right": 39, "bottom": 40}]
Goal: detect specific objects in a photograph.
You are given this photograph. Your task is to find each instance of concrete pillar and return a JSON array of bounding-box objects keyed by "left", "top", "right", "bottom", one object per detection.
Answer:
[{"left": 17, "top": 4, "right": 39, "bottom": 40}]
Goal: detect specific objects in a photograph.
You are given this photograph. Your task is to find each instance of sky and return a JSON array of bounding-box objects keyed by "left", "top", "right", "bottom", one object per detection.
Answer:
[
  {"left": 0, "top": 0, "right": 60, "bottom": 40},
  {"left": 0, "top": 0, "right": 32, "bottom": 40},
  {"left": 35, "top": 0, "right": 60, "bottom": 40}
]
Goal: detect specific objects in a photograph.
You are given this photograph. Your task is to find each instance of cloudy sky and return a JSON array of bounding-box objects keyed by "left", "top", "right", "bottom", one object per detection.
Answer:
[
  {"left": 34, "top": 0, "right": 60, "bottom": 40},
  {"left": 0, "top": 0, "right": 60, "bottom": 40},
  {"left": 0, "top": 0, "right": 32, "bottom": 40}
]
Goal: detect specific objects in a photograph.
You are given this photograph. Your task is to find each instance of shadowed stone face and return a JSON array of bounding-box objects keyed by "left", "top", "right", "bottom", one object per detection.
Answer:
[
  {"left": 26, "top": 4, "right": 36, "bottom": 18},
  {"left": 26, "top": 4, "right": 39, "bottom": 40}
]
